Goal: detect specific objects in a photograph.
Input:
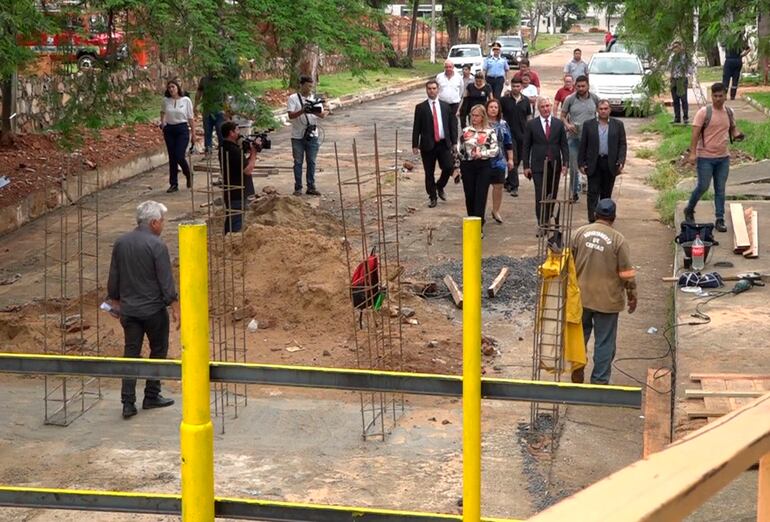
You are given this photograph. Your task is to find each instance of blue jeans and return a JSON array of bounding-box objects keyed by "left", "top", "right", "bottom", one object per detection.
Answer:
[
  {"left": 292, "top": 137, "right": 320, "bottom": 191},
  {"left": 162, "top": 123, "right": 190, "bottom": 187},
  {"left": 686, "top": 156, "right": 730, "bottom": 219},
  {"left": 582, "top": 308, "right": 619, "bottom": 384},
  {"left": 224, "top": 198, "right": 243, "bottom": 234},
  {"left": 203, "top": 111, "right": 225, "bottom": 151},
  {"left": 568, "top": 135, "right": 581, "bottom": 195}
]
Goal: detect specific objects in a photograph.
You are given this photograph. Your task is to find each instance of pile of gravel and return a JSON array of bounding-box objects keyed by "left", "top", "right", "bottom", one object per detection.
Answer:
[{"left": 424, "top": 255, "right": 540, "bottom": 317}]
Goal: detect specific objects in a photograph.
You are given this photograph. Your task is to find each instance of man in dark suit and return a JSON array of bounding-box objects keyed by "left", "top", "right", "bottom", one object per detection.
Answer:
[
  {"left": 523, "top": 96, "right": 569, "bottom": 235},
  {"left": 412, "top": 80, "right": 458, "bottom": 207},
  {"left": 500, "top": 77, "right": 532, "bottom": 197},
  {"left": 578, "top": 99, "right": 627, "bottom": 222}
]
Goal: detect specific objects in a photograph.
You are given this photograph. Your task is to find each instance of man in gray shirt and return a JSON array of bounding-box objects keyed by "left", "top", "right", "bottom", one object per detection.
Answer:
[
  {"left": 564, "top": 48, "right": 589, "bottom": 80},
  {"left": 561, "top": 75, "right": 599, "bottom": 202},
  {"left": 108, "top": 200, "right": 179, "bottom": 418}
]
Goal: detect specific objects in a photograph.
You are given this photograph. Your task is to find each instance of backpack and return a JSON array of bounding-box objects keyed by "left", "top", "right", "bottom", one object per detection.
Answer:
[
  {"left": 700, "top": 105, "right": 736, "bottom": 145},
  {"left": 351, "top": 248, "right": 381, "bottom": 311},
  {"left": 675, "top": 222, "right": 718, "bottom": 247}
]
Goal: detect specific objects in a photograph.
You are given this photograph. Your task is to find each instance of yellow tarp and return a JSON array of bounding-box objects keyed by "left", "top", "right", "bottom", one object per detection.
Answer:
[{"left": 536, "top": 248, "right": 587, "bottom": 373}]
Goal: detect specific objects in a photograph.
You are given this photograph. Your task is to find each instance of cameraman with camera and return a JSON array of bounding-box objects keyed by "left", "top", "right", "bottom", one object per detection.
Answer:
[
  {"left": 287, "top": 76, "right": 327, "bottom": 196},
  {"left": 219, "top": 121, "right": 258, "bottom": 234}
]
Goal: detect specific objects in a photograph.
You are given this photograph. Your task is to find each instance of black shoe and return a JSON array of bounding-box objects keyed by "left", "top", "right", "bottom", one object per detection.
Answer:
[
  {"left": 571, "top": 193, "right": 579, "bottom": 203},
  {"left": 671, "top": 119, "right": 681, "bottom": 125},
  {"left": 306, "top": 188, "right": 321, "bottom": 196},
  {"left": 437, "top": 188, "right": 446, "bottom": 201},
  {"left": 166, "top": 185, "right": 179, "bottom": 193},
  {"left": 684, "top": 208, "right": 695, "bottom": 223},
  {"left": 715, "top": 218, "right": 727, "bottom": 232},
  {"left": 510, "top": 189, "right": 518, "bottom": 197},
  {"left": 185, "top": 175, "right": 192, "bottom": 189},
  {"left": 683, "top": 118, "right": 689, "bottom": 125},
  {"left": 428, "top": 198, "right": 437, "bottom": 208},
  {"left": 293, "top": 189, "right": 303, "bottom": 196},
  {"left": 142, "top": 395, "right": 175, "bottom": 410},
  {"left": 122, "top": 403, "right": 137, "bottom": 419}
]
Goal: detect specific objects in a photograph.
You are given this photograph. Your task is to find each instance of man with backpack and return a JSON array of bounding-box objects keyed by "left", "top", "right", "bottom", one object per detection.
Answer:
[{"left": 684, "top": 83, "right": 745, "bottom": 232}]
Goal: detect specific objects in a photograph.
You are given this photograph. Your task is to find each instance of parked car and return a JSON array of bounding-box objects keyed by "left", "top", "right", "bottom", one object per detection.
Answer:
[
  {"left": 447, "top": 44, "right": 484, "bottom": 75},
  {"left": 496, "top": 35, "right": 528, "bottom": 68},
  {"left": 20, "top": 12, "right": 129, "bottom": 70},
  {"left": 587, "top": 52, "right": 649, "bottom": 114}
]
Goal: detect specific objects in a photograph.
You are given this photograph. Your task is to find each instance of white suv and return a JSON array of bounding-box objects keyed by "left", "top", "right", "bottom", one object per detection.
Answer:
[{"left": 447, "top": 44, "right": 484, "bottom": 75}]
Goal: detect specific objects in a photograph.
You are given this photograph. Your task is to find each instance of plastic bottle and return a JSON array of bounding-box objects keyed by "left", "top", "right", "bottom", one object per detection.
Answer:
[{"left": 691, "top": 234, "right": 705, "bottom": 271}]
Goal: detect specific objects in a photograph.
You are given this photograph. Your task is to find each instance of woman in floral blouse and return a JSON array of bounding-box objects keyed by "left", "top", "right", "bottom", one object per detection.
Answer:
[{"left": 460, "top": 104, "right": 499, "bottom": 230}]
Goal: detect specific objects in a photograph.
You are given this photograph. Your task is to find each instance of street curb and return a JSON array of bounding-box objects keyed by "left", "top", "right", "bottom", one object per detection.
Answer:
[
  {"left": 743, "top": 95, "right": 770, "bottom": 118},
  {"left": 0, "top": 74, "right": 437, "bottom": 238},
  {"left": 0, "top": 147, "right": 168, "bottom": 237},
  {"left": 271, "top": 75, "right": 435, "bottom": 126}
]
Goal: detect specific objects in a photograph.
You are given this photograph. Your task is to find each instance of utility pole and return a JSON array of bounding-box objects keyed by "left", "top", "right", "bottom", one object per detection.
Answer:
[{"left": 430, "top": 0, "right": 436, "bottom": 63}]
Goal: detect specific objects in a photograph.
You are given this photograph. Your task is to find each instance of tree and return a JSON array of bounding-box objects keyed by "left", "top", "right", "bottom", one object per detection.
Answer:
[{"left": 0, "top": 0, "right": 50, "bottom": 143}]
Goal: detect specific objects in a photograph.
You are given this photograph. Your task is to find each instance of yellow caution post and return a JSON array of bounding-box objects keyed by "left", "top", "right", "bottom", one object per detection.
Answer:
[
  {"left": 462, "top": 217, "right": 482, "bottom": 521},
  {"left": 178, "top": 222, "right": 214, "bottom": 521}
]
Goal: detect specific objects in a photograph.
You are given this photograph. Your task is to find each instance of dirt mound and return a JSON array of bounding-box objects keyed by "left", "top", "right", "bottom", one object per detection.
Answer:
[
  {"left": 242, "top": 223, "right": 350, "bottom": 330},
  {"left": 249, "top": 195, "right": 343, "bottom": 237}
]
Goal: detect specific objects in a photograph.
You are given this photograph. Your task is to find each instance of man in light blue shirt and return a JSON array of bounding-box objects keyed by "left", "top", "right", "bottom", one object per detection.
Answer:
[{"left": 484, "top": 42, "right": 509, "bottom": 99}]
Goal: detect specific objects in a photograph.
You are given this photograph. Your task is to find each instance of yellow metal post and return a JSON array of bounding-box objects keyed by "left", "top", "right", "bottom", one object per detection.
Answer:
[
  {"left": 462, "top": 217, "right": 482, "bottom": 521},
  {"left": 179, "top": 222, "right": 214, "bottom": 521}
]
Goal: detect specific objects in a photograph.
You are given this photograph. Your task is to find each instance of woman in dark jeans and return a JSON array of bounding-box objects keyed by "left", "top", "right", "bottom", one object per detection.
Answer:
[
  {"left": 460, "top": 71, "right": 493, "bottom": 127},
  {"left": 460, "top": 104, "right": 499, "bottom": 234},
  {"left": 160, "top": 80, "right": 195, "bottom": 193}
]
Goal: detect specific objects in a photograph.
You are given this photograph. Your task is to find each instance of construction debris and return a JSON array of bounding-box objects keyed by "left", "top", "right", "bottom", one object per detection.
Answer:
[
  {"left": 743, "top": 207, "right": 759, "bottom": 258},
  {"left": 487, "top": 267, "right": 510, "bottom": 297},
  {"left": 443, "top": 274, "right": 463, "bottom": 309}
]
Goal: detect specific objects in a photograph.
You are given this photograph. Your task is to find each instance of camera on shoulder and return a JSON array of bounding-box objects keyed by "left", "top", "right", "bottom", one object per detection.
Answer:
[
  {"left": 241, "top": 129, "right": 273, "bottom": 153},
  {"left": 303, "top": 98, "right": 325, "bottom": 115}
]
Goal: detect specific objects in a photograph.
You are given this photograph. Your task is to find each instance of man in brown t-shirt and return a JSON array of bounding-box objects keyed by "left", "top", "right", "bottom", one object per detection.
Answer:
[
  {"left": 684, "top": 82, "right": 744, "bottom": 232},
  {"left": 571, "top": 199, "right": 637, "bottom": 384}
]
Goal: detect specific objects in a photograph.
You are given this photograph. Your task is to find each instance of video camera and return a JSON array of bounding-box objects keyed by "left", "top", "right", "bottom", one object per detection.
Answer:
[
  {"left": 242, "top": 129, "right": 273, "bottom": 153},
  {"left": 304, "top": 98, "right": 325, "bottom": 115}
]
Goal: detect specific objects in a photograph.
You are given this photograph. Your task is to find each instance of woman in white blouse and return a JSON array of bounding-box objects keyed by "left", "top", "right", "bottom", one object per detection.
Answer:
[
  {"left": 460, "top": 104, "right": 499, "bottom": 231},
  {"left": 160, "top": 80, "right": 195, "bottom": 193}
]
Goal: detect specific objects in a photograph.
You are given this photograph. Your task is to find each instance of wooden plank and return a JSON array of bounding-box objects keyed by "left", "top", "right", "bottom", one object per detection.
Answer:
[
  {"left": 759, "top": 454, "right": 770, "bottom": 522},
  {"left": 487, "top": 267, "right": 510, "bottom": 298},
  {"left": 687, "top": 410, "right": 727, "bottom": 419},
  {"left": 730, "top": 203, "right": 751, "bottom": 253},
  {"left": 443, "top": 275, "right": 463, "bottom": 309},
  {"left": 528, "top": 393, "right": 770, "bottom": 522},
  {"left": 685, "top": 389, "right": 765, "bottom": 398},
  {"left": 701, "top": 378, "right": 732, "bottom": 422},
  {"left": 731, "top": 379, "right": 759, "bottom": 410},
  {"left": 690, "top": 373, "right": 770, "bottom": 381},
  {"left": 643, "top": 368, "right": 672, "bottom": 458},
  {"left": 744, "top": 209, "right": 759, "bottom": 258}
]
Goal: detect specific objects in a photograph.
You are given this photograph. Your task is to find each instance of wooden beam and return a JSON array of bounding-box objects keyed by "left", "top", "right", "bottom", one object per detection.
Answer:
[
  {"left": 731, "top": 203, "right": 750, "bottom": 253},
  {"left": 642, "top": 368, "right": 671, "bottom": 458},
  {"left": 687, "top": 409, "right": 727, "bottom": 418},
  {"left": 691, "top": 373, "right": 770, "bottom": 381},
  {"left": 443, "top": 275, "right": 463, "bottom": 309},
  {"left": 759, "top": 454, "right": 770, "bottom": 522},
  {"left": 744, "top": 209, "right": 759, "bottom": 259},
  {"left": 685, "top": 389, "right": 765, "bottom": 398},
  {"left": 528, "top": 393, "right": 770, "bottom": 521},
  {"left": 487, "top": 267, "right": 510, "bottom": 298}
]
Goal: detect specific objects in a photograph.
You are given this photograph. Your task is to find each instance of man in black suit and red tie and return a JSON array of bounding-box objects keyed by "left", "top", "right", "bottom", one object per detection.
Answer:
[
  {"left": 412, "top": 80, "right": 458, "bottom": 208},
  {"left": 523, "top": 96, "right": 569, "bottom": 236}
]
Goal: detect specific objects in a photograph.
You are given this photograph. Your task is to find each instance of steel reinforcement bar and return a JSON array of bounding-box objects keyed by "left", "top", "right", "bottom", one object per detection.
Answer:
[
  {"left": 0, "top": 353, "right": 641, "bottom": 408},
  {"left": 0, "top": 486, "right": 522, "bottom": 521}
]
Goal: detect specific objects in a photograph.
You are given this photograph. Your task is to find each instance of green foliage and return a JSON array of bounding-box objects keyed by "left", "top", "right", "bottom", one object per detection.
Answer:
[
  {"left": 635, "top": 147, "right": 655, "bottom": 159},
  {"left": 529, "top": 34, "right": 565, "bottom": 54},
  {"left": 733, "top": 118, "right": 770, "bottom": 161},
  {"left": 749, "top": 91, "right": 770, "bottom": 110},
  {"left": 0, "top": 0, "right": 52, "bottom": 79}
]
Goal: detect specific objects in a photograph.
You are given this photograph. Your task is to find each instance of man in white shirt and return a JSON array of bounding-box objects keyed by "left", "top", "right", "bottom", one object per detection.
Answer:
[
  {"left": 436, "top": 60, "right": 464, "bottom": 116},
  {"left": 287, "top": 76, "right": 328, "bottom": 196}
]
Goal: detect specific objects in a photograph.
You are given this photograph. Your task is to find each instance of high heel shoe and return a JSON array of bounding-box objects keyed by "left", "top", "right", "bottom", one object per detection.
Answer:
[{"left": 492, "top": 211, "right": 503, "bottom": 224}]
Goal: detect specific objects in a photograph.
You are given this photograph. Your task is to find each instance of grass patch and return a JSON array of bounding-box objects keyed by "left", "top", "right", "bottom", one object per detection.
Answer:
[
  {"left": 749, "top": 91, "right": 770, "bottom": 111},
  {"left": 635, "top": 147, "right": 655, "bottom": 159},
  {"left": 245, "top": 59, "right": 443, "bottom": 99},
  {"left": 656, "top": 188, "right": 713, "bottom": 226},
  {"left": 641, "top": 113, "right": 692, "bottom": 162},
  {"left": 529, "top": 34, "right": 565, "bottom": 54},
  {"left": 697, "top": 66, "right": 763, "bottom": 87},
  {"left": 734, "top": 118, "right": 770, "bottom": 160}
]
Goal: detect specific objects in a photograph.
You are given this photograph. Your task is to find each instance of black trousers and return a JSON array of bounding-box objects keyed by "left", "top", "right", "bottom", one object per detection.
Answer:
[
  {"left": 421, "top": 142, "right": 454, "bottom": 200},
  {"left": 722, "top": 58, "right": 742, "bottom": 99},
  {"left": 532, "top": 161, "right": 561, "bottom": 226},
  {"left": 670, "top": 77, "right": 689, "bottom": 122},
  {"left": 461, "top": 159, "right": 491, "bottom": 224},
  {"left": 120, "top": 309, "right": 170, "bottom": 404},
  {"left": 506, "top": 141, "right": 523, "bottom": 190},
  {"left": 488, "top": 76, "right": 505, "bottom": 99},
  {"left": 163, "top": 123, "right": 191, "bottom": 187},
  {"left": 587, "top": 157, "right": 617, "bottom": 222}
]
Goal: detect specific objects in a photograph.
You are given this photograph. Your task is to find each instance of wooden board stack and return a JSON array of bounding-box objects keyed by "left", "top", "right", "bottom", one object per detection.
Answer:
[{"left": 729, "top": 203, "right": 758, "bottom": 257}]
